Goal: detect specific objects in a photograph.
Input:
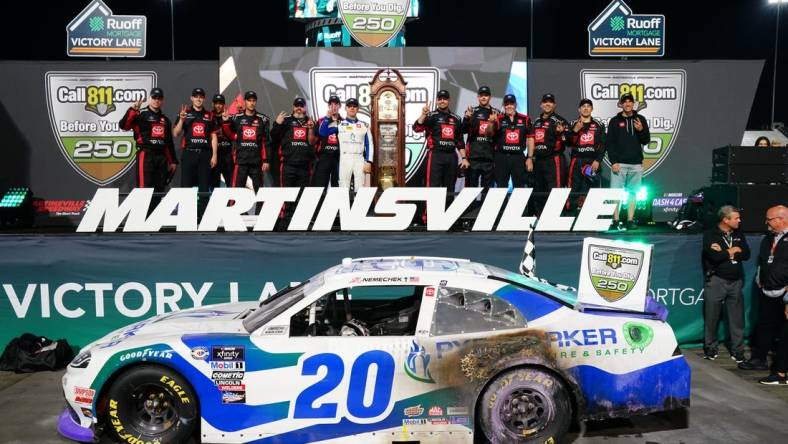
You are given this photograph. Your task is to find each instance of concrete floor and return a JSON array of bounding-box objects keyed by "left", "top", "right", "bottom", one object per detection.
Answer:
[{"left": 0, "top": 349, "right": 786, "bottom": 444}]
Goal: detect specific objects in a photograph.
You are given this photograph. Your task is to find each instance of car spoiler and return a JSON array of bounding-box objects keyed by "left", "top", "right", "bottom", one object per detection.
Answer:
[{"left": 576, "top": 295, "right": 668, "bottom": 321}]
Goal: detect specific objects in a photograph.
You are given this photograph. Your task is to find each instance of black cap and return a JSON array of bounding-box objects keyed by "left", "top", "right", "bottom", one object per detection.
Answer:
[
  {"left": 503, "top": 94, "right": 517, "bottom": 104},
  {"left": 619, "top": 93, "right": 635, "bottom": 103},
  {"left": 437, "top": 89, "right": 450, "bottom": 99},
  {"left": 345, "top": 97, "right": 359, "bottom": 107},
  {"left": 191, "top": 87, "right": 205, "bottom": 97},
  {"left": 244, "top": 91, "right": 257, "bottom": 100},
  {"left": 579, "top": 98, "right": 593, "bottom": 107},
  {"left": 212, "top": 94, "right": 225, "bottom": 103},
  {"left": 293, "top": 97, "right": 307, "bottom": 107},
  {"left": 477, "top": 85, "right": 491, "bottom": 95},
  {"left": 150, "top": 87, "right": 164, "bottom": 99},
  {"left": 541, "top": 93, "right": 555, "bottom": 103},
  {"left": 328, "top": 95, "right": 341, "bottom": 104}
]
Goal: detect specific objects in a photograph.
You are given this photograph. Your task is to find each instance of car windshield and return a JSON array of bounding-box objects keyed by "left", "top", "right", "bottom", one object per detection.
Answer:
[
  {"left": 485, "top": 264, "right": 578, "bottom": 306},
  {"left": 242, "top": 270, "right": 327, "bottom": 332}
]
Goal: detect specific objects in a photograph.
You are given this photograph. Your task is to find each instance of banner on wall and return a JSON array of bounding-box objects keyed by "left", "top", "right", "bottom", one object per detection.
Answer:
[
  {"left": 580, "top": 69, "right": 686, "bottom": 176},
  {"left": 0, "top": 233, "right": 764, "bottom": 349},
  {"left": 578, "top": 237, "right": 653, "bottom": 311}
]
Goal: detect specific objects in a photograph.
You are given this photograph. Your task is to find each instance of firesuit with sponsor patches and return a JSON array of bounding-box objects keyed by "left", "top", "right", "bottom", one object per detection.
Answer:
[
  {"left": 211, "top": 111, "right": 234, "bottom": 187},
  {"left": 222, "top": 112, "right": 271, "bottom": 165},
  {"left": 532, "top": 113, "right": 569, "bottom": 159},
  {"left": 532, "top": 112, "right": 569, "bottom": 214},
  {"left": 119, "top": 106, "right": 176, "bottom": 161},
  {"left": 272, "top": 115, "right": 317, "bottom": 187},
  {"left": 319, "top": 116, "right": 373, "bottom": 190},
  {"left": 413, "top": 110, "right": 464, "bottom": 190},
  {"left": 462, "top": 105, "right": 499, "bottom": 188},
  {"left": 567, "top": 117, "right": 606, "bottom": 206},
  {"left": 312, "top": 115, "right": 341, "bottom": 187},
  {"left": 119, "top": 106, "right": 177, "bottom": 190},
  {"left": 175, "top": 107, "right": 217, "bottom": 150},
  {"left": 494, "top": 112, "right": 533, "bottom": 188}
]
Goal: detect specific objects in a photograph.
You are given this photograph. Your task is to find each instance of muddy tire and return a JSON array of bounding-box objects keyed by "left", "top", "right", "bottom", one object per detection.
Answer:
[
  {"left": 105, "top": 365, "right": 198, "bottom": 444},
  {"left": 477, "top": 367, "right": 571, "bottom": 444}
]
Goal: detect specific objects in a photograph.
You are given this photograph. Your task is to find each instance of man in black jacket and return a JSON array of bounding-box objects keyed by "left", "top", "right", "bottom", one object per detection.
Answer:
[
  {"left": 272, "top": 97, "right": 317, "bottom": 188},
  {"left": 462, "top": 85, "right": 499, "bottom": 189},
  {"left": 701, "top": 205, "right": 750, "bottom": 362},
  {"left": 221, "top": 91, "right": 271, "bottom": 191},
  {"left": 739, "top": 205, "right": 788, "bottom": 386},
  {"left": 493, "top": 94, "right": 533, "bottom": 188},
  {"left": 606, "top": 93, "right": 650, "bottom": 231},
  {"left": 568, "top": 99, "right": 605, "bottom": 211},
  {"left": 531, "top": 94, "right": 569, "bottom": 215}
]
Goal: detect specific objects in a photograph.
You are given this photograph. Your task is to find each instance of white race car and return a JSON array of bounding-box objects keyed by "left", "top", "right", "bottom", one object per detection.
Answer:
[{"left": 58, "top": 256, "right": 690, "bottom": 444}]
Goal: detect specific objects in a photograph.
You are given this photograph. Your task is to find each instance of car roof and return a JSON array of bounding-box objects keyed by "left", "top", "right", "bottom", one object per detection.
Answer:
[{"left": 333, "top": 256, "right": 488, "bottom": 276}]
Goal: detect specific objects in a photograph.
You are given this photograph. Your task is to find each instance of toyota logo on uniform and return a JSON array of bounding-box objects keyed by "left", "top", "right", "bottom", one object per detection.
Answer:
[
  {"left": 580, "top": 132, "right": 595, "bottom": 143},
  {"left": 242, "top": 126, "right": 256, "bottom": 140},
  {"left": 293, "top": 127, "right": 306, "bottom": 140},
  {"left": 505, "top": 130, "right": 519, "bottom": 143},
  {"left": 440, "top": 124, "right": 454, "bottom": 138},
  {"left": 151, "top": 124, "right": 165, "bottom": 137}
]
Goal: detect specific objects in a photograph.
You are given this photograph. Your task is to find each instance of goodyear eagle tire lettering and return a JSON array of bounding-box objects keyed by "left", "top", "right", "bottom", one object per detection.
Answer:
[
  {"left": 105, "top": 365, "right": 197, "bottom": 444},
  {"left": 478, "top": 368, "right": 571, "bottom": 444}
]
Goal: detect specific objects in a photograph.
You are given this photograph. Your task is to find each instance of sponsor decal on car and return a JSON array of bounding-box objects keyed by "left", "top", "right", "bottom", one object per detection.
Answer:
[
  {"left": 118, "top": 347, "right": 173, "bottom": 362},
  {"left": 210, "top": 361, "right": 245, "bottom": 370},
  {"left": 74, "top": 386, "right": 95, "bottom": 405},
  {"left": 190, "top": 346, "right": 208, "bottom": 360},
  {"left": 428, "top": 406, "right": 443, "bottom": 416},
  {"left": 623, "top": 321, "right": 654, "bottom": 350},
  {"left": 405, "top": 340, "right": 435, "bottom": 384},
  {"left": 212, "top": 346, "right": 245, "bottom": 361},
  {"left": 211, "top": 371, "right": 244, "bottom": 380},
  {"left": 403, "top": 418, "right": 427, "bottom": 425},
  {"left": 263, "top": 325, "right": 288, "bottom": 335},
  {"left": 221, "top": 391, "right": 246, "bottom": 404},
  {"left": 449, "top": 415, "right": 469, "bottom": 425},
  {"left": 349, "top": 276, "right": 419, "bottom": 284},
  {"left": 446, "top": 406, "right": 469, "bottom": 416},
  {"left": 430, "top": 417, "right": 449, "bottom": 425},
  {"left": 403, "top": 404, "right": 424, "bottom": 417}
]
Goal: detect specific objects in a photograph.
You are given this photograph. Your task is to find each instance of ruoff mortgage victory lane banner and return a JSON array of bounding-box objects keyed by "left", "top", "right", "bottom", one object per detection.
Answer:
[
  {"left": 581, "top": 69, "right": 685, "bottom": 176},
  {"left": 45, "top": 71, "right": 156, "bottom": 185}
]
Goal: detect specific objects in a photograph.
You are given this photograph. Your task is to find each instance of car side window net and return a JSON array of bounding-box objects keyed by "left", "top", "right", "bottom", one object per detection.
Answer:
[{"left": 431, "top": 287, "right": 526, "bottom": 336}]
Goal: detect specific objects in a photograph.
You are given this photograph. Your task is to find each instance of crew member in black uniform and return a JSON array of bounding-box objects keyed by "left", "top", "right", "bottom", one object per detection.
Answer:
[
  {"left": 312, "top": 95, "right": 342, "bottom": 188},
  {"left": 462, "top": 85, "right": 498, "bottom": 189},
  {"left": 173, "top": 88, "right": 218, "bottom": 195},
  {"left": 532, "top": 93, "right": 569, "bottom": 214},
  {"left": 222, "top": 91, "right": 270, "bottom": 191},
  {"left": 119, "top": 87, "right": 177, "bottom": 192},
  {"left": 493, "top": 94, "right": 533, "bottom": 188},
  {"left": 413, "top": 90, "right": 468, "bottom": 190},
  {"left": 567, "top": 98, "right": 606, "bottom": 210},
  {"left": 210, "top": 94, "right": 234, "bottom": 188},
  {"left": 272, "top": 97, "right": 317, "bottom": 188}
]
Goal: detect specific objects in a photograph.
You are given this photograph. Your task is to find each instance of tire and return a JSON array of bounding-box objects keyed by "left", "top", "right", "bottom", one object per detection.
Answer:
[
  {"left": 477, "top": 367, "right": 571, "bottom": 444},
  {"left": 105, "top": 364, "right": 198, "bottom": 444}
]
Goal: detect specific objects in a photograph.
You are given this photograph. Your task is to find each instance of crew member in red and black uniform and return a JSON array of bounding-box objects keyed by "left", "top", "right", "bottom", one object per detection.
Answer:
[
  {"left": 532, "top": 93, "right": 569, "bottom": 214},
  {"left": 493, "top": 94, "right": 533, "bottom": 188},
  {"left": 567, "top": 98, "right": 606, "bottom": 210},
  {"left": 272, "top": 97, "right": 317, "bottom": 188},
  {"left": 210, "top": 94, "right": 234, "bottom": 188},
  {"left": 222, "top": 91, "right": 270, "bottom": 191},
  {"left": 119, "top": 87, "right": 177, "bottom": 192},
  {"left": 311, "top": 95, "right": 342, "bottom": 188},
  {"left": 462, "top": 85, "right": 498, "bottom": 189},
  {"left": 413, "top": 90, "right": 469, "bottom": 191},
  {"left": 173, "top": 88, "right": 218, "bottom": 195},
  {"left": 413, "top": 90, "right": 468, "bottom": 224}
]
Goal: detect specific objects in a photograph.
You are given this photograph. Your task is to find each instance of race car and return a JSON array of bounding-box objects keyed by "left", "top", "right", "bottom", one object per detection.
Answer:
[{"left": 58, "top": 256, "right": 690, "bottom": 444}]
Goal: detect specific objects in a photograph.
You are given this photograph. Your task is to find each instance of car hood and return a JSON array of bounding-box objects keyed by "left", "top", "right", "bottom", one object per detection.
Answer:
[{"left": 93, "top": 302, "right": 258, "bottom": 348}]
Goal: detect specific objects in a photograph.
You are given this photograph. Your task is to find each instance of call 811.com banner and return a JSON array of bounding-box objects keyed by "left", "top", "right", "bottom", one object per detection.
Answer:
[{"left": 218, "top": 47, "right": 528, "bottom": 185}]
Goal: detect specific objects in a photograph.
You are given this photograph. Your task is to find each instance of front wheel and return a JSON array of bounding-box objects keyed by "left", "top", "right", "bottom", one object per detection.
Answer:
[
  {"left": 105, "top": 364, "right": 197, "bottom": 444},
  {"left": 477, "top": 367, "right": 571, "bottom": 444}
]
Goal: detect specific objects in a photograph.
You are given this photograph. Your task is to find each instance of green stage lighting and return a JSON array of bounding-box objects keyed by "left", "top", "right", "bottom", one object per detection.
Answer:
[{"left": 0, "top": 187, "right": 30, "bottom": 208}]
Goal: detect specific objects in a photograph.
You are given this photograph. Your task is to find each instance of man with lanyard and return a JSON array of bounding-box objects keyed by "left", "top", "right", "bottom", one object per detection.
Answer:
[
  {"left": 701, "top": 205, "right": 750, "bottom": 363},
  {"left": 531, "top": 93, "right": 569, "bottom": 215},
  {"left": 319, "top": 97, "right": 373, "bottom": 192},
  {"left": 462, "top": 85, "right": 499, "bottom": 189},
  {"left": 173, "top": 88, "right": 218, "bottom": 198},
  {"left": 222, "top": 91, "right": 271, "bottom": 191},
  {"left": 312, "top": 95, "right": 342, "bottom": 188},
  {"left": 272, "top": 97, "right": 317, "bottom": 188},
  {"left": 119, "top": 87, "right": 177, "bottom": 193},
  {"left": 567, "top": 98, "right": 606, "bottom": 211},
  {"left": 210, "top": 94, "right": 234, "bottom": 188},
  {"left": 493, "top": 94, "right": 533, "bottom": 188},
  {"left": 740, "top": 206, "right": 788, "bottom": 386}
]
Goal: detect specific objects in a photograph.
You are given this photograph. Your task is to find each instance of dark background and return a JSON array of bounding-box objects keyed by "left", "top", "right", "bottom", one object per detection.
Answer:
[{"left": 0, "top": 1, "right": 785, "bottom": 130}]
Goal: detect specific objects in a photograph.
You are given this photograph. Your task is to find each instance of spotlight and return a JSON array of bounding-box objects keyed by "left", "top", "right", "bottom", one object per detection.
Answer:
[{"left": 0, "top": 187, "right": 34, "bottom": 228}]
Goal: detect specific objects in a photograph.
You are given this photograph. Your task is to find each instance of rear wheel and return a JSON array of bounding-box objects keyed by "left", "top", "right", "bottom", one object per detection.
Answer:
[
  {"left": 105, "top": 365, "right": 197, "bottom": 444},
  {"left": 477, "top": 367, "right": 571, "bottom": 444}
]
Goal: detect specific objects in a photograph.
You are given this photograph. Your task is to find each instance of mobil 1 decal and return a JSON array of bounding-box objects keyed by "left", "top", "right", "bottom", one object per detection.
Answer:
[
  {"left": 581, "top": 69, "right": 686, "bottom": 176},
  {"left": 45, "top": 71, "right": 156, "bottom": 185}
]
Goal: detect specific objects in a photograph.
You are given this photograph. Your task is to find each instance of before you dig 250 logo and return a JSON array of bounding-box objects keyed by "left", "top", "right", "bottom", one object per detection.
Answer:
[{"left": 46, "top": 71, "right": 156, "bottom": 185}]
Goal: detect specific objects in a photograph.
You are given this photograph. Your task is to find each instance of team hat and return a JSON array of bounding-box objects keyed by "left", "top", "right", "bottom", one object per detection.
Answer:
[{"left": 244, "top": 91, "right": 257, "bottom": 100}]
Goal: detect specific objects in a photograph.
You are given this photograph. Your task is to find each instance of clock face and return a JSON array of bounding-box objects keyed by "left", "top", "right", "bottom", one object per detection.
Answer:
[{"left": 378, "top": 90, "right": 398, "bottom": 120}]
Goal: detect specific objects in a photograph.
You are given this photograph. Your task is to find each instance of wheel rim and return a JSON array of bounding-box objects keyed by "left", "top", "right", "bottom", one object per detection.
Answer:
[
  {"left": 127, "top": 383, "right": 179, "bottom": 435},
  {"left": 498, "top": 387, "right": 550, "bottom": 437}
]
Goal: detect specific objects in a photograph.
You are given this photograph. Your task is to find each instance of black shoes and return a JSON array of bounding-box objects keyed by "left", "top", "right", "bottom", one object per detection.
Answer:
[
  {"left": 759, "top": 373, "right": 788, "bottom": 385},
  {"left": 738, "top": 358, "right": 768, "bottom": 370}
]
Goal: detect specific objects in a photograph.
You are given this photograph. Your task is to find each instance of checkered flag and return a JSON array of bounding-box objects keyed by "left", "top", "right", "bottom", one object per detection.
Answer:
[{"left": 519, "top": 219, "right": 537, "bottom": 278}]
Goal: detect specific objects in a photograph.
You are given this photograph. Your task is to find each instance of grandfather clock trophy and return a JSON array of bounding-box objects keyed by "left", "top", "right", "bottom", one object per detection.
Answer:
[{"left": 369, "top": 68, "right": 407, "bottom": 189}]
